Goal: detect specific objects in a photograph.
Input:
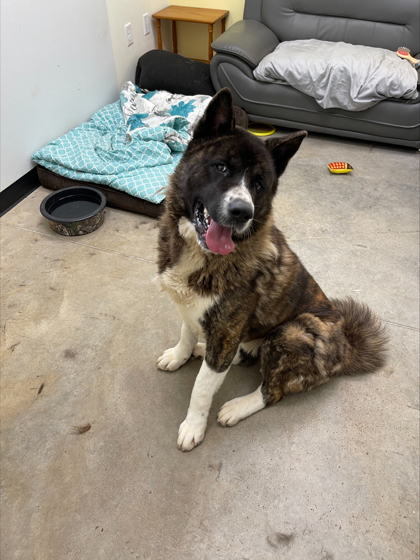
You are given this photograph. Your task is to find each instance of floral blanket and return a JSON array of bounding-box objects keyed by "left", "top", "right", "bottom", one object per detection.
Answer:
[{"left": 32, "top": 82, "right": 211, "bottom": 204}]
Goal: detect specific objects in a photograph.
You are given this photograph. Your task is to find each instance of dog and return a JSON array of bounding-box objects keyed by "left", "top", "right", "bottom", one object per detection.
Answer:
[{"left": 156, "top": 88, "right": 388, "bottom": 452}]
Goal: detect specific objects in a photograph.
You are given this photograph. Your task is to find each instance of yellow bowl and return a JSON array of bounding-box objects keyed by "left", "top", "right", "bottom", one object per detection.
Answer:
[{"left": 248, "top": 122, "right": 276, "bottom": 136}]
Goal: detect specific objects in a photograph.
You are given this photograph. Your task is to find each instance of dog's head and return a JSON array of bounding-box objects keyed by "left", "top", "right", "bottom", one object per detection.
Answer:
[{"left": 174, "top": 88, "right": 307, "bottom": 255}]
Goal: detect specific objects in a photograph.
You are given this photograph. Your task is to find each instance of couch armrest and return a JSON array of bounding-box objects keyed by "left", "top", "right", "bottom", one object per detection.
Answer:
[{"left": 211, "top": 20, "right": 279, "bottom": 70}]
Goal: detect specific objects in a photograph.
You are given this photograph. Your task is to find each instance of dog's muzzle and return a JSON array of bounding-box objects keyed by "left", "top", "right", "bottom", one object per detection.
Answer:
[
  {"left": 192, "top": 197, "right": 254, "bottom": 255},
  {"left": 221, "top": 184, "right": 254, "bottom": 233}
]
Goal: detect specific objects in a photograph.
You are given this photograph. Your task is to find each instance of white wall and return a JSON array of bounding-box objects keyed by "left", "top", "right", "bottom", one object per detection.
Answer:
[
  {"left": 105, "top": 0, "right": 170, "bottom": 87},
  {"left": 0, "top": 0, "right": 119, "bottom": 191}
]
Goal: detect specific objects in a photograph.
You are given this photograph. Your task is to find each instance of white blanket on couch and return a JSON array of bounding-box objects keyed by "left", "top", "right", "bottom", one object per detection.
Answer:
[{"left": 253, "top": 39, "right": 418, "bottom": 111}]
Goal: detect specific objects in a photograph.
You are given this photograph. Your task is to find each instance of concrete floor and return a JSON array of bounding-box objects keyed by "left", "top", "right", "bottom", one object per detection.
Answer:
[{"left": 1, "top": 132, "right": 419, "bottom": 560}]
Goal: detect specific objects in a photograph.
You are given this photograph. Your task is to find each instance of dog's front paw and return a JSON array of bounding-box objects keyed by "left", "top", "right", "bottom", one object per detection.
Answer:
[
  {"left": 177, "top": 419, "right": 206, "bottom": 451},
  {"left": 157, "top": 347, "right": 189, "bottom": 372}
]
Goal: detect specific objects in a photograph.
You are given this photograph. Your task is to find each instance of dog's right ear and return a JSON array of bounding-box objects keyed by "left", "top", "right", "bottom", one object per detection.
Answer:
[
  {"left": 193, "top": 88, "right": 235, "bottom": 140},
  {"left": 265, "top": 131, "right": 307, "bottom": 178}
]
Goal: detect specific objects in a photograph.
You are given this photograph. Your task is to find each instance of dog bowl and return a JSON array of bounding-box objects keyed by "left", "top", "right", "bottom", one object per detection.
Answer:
[
  {"left": 40, "top": 186, "right": 106, "bottom": 236},
  {"left": 248, "top": 122, "right": 276, "bottom": 136}
]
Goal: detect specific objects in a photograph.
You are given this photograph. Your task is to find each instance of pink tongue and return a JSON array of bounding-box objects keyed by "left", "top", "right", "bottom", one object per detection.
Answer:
[{"left": 206, "top": 219, "right": 235, "bottom": 255}]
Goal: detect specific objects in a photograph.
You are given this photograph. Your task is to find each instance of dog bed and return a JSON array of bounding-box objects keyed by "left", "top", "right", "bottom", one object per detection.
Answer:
[
  {"left": 33, "top": 82, "right": 248, "bottom": 218},
  {"left": 36, "top": 165, "right": 164, "bottom": 218},
  {"left": 32, "top": 83, "right": 212, "bottom": 211}
]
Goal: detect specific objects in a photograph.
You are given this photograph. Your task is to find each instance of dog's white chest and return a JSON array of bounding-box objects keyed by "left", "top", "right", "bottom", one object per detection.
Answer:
[
  {"left": 159, "top": 270, "right": 215, "bottom": 335},
  {"left": 159, "top": 221, "right": 216, "bottom": 332}
]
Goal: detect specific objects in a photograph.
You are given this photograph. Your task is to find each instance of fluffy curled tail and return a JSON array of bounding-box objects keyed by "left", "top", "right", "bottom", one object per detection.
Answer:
[{"left": 331, "top": 297, "right": 388, "bottom": 375}]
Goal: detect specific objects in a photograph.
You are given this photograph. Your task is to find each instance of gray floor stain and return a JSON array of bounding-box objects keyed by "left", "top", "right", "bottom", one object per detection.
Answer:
[{"left": 267, "top": 532, "right": 295, "bottom": 549}]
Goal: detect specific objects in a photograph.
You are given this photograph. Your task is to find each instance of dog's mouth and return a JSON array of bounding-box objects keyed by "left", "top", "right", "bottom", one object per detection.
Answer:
[{"left": 193, "top": 201, "right": 236, "bottom": 255}]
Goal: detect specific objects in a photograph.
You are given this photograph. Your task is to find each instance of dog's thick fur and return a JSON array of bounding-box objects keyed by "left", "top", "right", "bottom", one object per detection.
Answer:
[{"left": 157, "top": 88, "right": 388, "bottom": 451}]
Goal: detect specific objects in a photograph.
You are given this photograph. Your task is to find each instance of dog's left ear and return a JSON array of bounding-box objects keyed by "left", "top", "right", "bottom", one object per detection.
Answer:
[
  {"left": 265, "top": 131, "right": 308, "bottom": 177},
  {"left": 193, "top": 88, "right": 235, "bottom": 140}
]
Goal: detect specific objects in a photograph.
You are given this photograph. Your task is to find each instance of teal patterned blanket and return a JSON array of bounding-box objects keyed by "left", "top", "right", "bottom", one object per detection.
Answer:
[{"left": 32, "top": 82, "right": 211, "bottom": 204}]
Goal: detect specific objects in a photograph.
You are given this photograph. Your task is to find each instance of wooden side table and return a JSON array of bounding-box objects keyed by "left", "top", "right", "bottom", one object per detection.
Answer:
[{"left": 152, "top": 5, "right": 229, "bottom": 63}]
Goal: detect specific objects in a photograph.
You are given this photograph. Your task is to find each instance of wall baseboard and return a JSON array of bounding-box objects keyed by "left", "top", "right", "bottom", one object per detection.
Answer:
[{"left": 0, "top": 168, "right": 40, "bottom": 218}]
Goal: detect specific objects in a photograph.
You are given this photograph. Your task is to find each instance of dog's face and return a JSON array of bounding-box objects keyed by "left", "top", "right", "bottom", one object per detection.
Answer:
[{"left": 174, "top": 89, "right": 307, "bottom": 254}]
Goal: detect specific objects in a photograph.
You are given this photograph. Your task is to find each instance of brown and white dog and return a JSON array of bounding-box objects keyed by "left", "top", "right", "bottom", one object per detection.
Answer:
[{"left": 156, "top": 88, "right": 387, "bottom": 451}]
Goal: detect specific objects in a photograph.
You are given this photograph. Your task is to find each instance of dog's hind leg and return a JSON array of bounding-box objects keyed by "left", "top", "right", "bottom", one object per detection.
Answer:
[
  {"left": 218, "top": 319, "right": 335, "bottom": 426},
  {"left": 260, "top": 317, "right": 334, "bottom": 406},
  {"left": 157, "top": 321, "right": 198, "bottom": 372}
]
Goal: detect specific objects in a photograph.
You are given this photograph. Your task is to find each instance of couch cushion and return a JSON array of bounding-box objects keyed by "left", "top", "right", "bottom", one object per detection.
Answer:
[{"left": 245, "top": 0, "right": 419, "bottom": 55}]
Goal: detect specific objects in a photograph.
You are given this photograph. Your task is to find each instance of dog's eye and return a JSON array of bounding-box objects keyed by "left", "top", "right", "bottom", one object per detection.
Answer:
[
  {"left": 255, "top": 181, "right": 264, "bottom": 191},
  {"left": 215, "top": 163, "right": 227, "bottom": 173}
]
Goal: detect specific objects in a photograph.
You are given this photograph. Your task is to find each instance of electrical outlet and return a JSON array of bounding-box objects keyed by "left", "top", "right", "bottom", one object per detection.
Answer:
[
  {"left": 143, "top": 13, "right": 150, "bottom": 36},
  {"left": 124, "top": 22, "right": 133, "bottom": 47}
]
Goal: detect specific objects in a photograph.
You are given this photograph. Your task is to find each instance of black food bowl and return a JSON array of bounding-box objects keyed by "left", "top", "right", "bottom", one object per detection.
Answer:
[{"left": 40, "top": 186, "right": 106, "bottom": 236}]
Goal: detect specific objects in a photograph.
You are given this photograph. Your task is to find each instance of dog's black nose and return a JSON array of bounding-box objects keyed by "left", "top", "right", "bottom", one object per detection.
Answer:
[{"left": 227, "top": 200, "right": 254, "bottom": 223}]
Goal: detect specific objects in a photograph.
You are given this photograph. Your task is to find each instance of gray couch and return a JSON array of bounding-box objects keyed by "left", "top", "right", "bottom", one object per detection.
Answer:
[{"left": 210, "top": 0, "right": 420, "bottom": 148}]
